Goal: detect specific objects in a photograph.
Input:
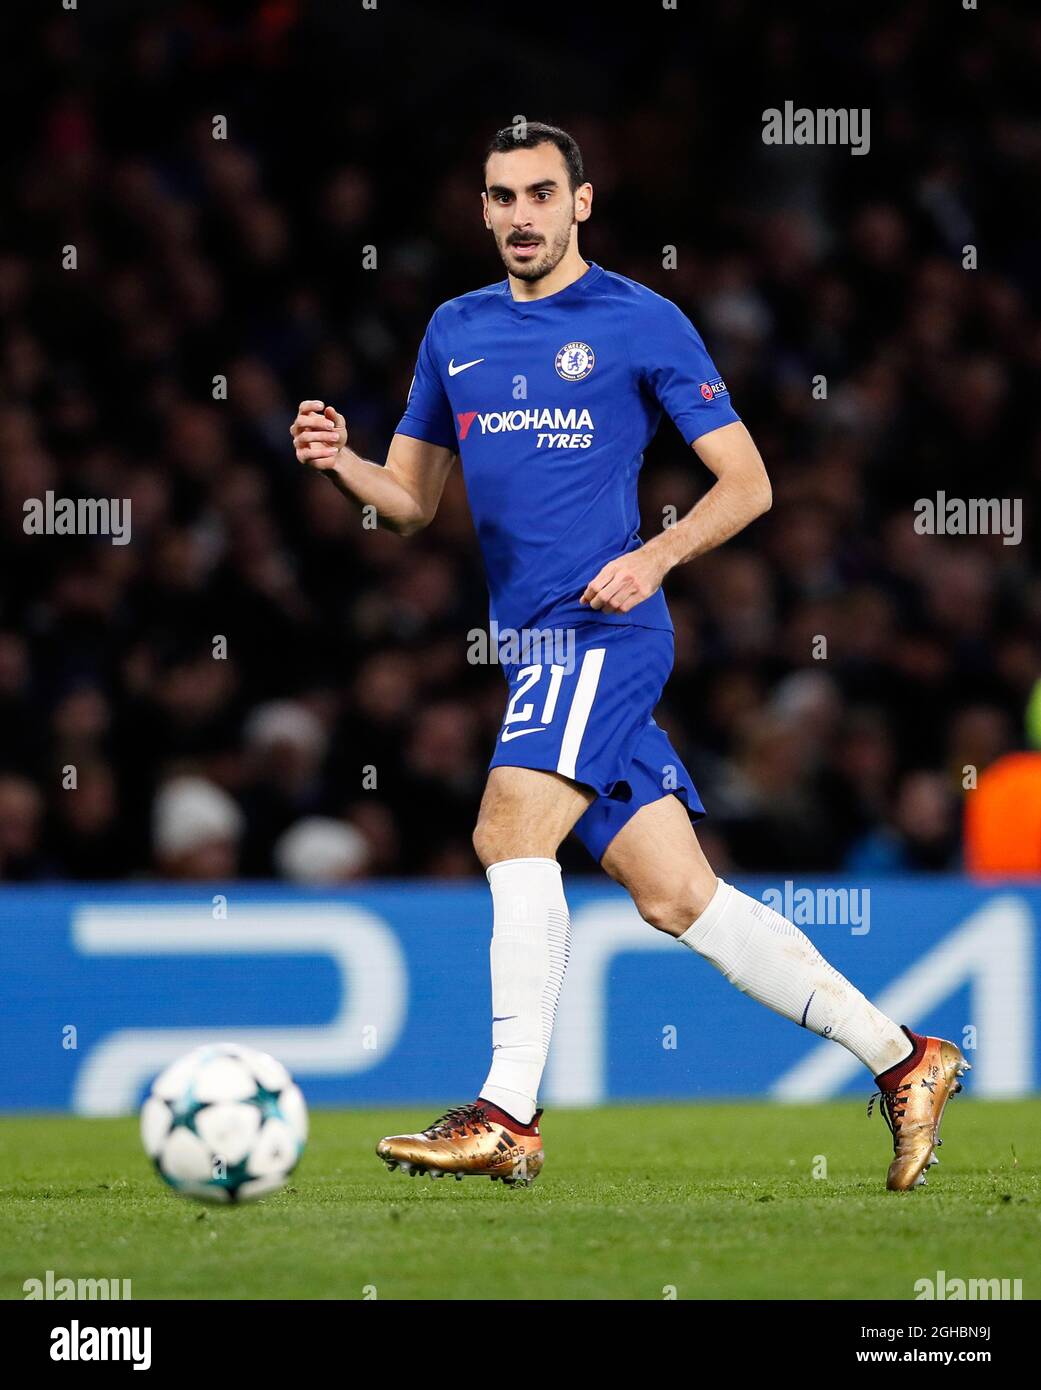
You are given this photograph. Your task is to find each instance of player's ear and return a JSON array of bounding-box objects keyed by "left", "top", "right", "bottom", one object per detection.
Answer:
[
  {"left": 574, "top": 182, "right": 593, "bottom": 223},
  {"left": 480, "top": 190, "right": 491, "bottom": 229}
]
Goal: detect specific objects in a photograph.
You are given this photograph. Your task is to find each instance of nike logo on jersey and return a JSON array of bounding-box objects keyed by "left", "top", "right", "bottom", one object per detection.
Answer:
[
  {"left": 448, "top": 357, "right": 484, "bottom": 376},
  {"left": 500, "top": 726, "right": 547, "bottom": 741}
]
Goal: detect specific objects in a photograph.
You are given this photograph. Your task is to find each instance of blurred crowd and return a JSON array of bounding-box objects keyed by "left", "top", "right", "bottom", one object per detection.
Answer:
[{"left": 1, "top": 1, "right": 1039, "bottom": 881}]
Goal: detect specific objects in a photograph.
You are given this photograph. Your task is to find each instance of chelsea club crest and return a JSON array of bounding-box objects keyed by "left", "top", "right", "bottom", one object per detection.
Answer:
[{"left": 554, "top": 341, "right": 595, "bottom": 380}]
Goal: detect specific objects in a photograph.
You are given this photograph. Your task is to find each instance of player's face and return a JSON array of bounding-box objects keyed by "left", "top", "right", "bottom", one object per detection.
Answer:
[{"left": 482, "top": 144, "right": 588, "bottom": 282}]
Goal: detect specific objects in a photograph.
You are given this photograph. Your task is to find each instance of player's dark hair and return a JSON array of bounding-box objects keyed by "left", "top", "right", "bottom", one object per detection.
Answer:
[{"left": 484, "top": 122, "right": 585, "bottom": 193}]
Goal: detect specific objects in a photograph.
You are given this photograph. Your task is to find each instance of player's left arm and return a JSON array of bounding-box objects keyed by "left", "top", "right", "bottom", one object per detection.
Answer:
[{"left": 580, "top": 420, "right": 771, "bottom": 613}]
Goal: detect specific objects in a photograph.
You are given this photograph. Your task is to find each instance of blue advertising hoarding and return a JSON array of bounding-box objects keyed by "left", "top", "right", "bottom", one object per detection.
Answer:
[{"left": 0, "top": 878, "right": 1036, "bottom": 1113}]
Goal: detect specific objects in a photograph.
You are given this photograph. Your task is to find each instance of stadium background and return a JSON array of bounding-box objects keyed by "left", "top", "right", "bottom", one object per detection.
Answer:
[{"left": 1, "top": 1, "right": 1039, "bottom": 1110}]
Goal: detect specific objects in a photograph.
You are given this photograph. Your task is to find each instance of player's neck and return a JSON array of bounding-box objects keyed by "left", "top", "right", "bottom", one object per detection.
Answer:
[{"left": 508, "top": 249, "right": 591, "bottom": 303}]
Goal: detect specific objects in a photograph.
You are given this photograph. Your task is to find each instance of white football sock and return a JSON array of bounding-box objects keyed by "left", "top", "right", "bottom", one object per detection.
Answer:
[
  {"left": 479, "top": 856, "right": 571, "bottom": 1124},
  {"left": 678, "top": 878, "right": 911, "bottom": 1076}
]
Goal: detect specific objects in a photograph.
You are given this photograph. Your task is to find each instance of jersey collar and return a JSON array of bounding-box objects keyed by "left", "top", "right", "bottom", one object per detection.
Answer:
[{"left": 501, "top": 260, "right": 604, "bottom": 315}]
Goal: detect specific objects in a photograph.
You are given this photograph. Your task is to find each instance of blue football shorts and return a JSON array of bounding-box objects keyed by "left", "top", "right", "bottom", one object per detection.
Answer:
[{"left": 487, "top": 620, "right": 706, "bottom": 862}]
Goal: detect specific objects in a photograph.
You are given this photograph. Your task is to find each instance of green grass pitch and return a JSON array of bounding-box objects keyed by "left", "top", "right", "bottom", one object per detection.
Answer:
[{"left": 2, "top": 1100, "right": 1039, "bottom": 1300}]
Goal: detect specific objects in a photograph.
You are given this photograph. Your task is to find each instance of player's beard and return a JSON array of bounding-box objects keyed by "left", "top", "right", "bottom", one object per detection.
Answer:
[{"left": 500, "top": 216, "right": 575, "bottom": 282}]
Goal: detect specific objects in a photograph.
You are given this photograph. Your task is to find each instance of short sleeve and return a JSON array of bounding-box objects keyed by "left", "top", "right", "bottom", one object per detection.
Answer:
[
  {"left": 634, "top": 294, "right": 740, "bottom": 445},
  {"left": 395, "top": 313, "right": 457, "bottom": 449}
]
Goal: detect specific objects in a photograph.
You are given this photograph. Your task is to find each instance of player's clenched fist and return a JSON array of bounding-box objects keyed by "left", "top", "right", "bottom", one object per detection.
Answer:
[
  {"left": 580, "top": 547, "right": 669, "bottom": 613},
  {"left": 290, "top": 400, "right": 347, "bottom": 469}
]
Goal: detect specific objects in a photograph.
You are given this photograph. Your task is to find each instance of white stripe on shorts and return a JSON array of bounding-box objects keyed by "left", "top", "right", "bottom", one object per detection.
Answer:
[{"left": 556, "top": 647, "right": 606, "bottom": 780}]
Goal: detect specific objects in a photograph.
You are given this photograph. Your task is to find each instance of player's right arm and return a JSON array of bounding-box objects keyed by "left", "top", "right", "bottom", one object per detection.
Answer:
[
  {"left": 291, "top": 401, "right": 455, "bottom": 537},
  {"left": 292, "top": 310, "right": 458, "bottom": 536}
]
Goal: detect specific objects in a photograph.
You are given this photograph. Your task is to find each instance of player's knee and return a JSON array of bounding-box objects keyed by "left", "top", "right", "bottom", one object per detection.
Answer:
[
  {"left": 472, "top": 819, "right": 510, "bottom": 869},
  {"left": 637, "top": 897, "right": 689, "bottom": 935},
  {"left": 636, "top": 881, "right": 713, "bottom": 937},
  {"left": 472, "top": 818, "right": 559, "bottom": 868}
]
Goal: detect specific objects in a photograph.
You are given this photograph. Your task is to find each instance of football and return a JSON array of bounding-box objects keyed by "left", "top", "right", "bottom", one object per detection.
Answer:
[{"left": 140, "top": 1043, "right": 308, "bottom": 1203}]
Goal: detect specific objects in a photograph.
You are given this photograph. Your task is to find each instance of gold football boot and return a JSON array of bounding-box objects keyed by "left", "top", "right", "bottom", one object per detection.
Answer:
[
  {"left": 868, "top": 1026, "right": 971, "bottom": 1191},
  {"left": 376, "top": 1100, "right": 544, "bottom": 1185}
]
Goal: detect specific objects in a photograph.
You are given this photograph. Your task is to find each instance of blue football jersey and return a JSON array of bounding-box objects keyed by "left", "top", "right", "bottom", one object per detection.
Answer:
[{"left": 395, "top": 261, "right": 739, "bottom": 636}]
